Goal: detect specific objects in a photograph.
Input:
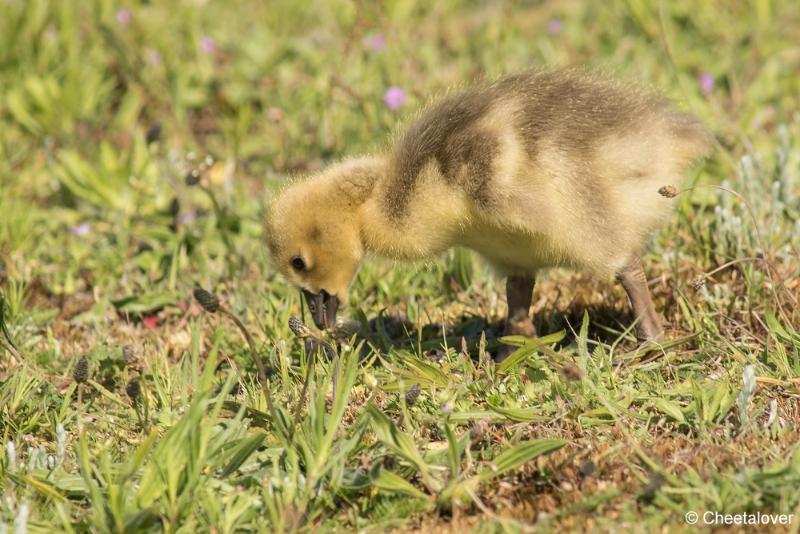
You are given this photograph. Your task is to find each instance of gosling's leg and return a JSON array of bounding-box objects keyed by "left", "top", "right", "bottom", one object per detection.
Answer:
[
  {"left": 615, "top": 256, "right": 663, "bottom": 341},
  {"left": 495, "top": 274, "right": 536, "bottom": 362}
]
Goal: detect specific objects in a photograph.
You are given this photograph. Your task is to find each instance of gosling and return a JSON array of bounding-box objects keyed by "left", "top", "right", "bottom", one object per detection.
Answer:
[{"left": 265, "top": 70, "right": 711, "bottom": 361}]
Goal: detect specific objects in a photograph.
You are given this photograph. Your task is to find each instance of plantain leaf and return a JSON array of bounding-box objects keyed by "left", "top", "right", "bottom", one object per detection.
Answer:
[
  {"left": 370, "top": 465, "right": 430, "bottom": 500},
  {"left": 766, "top": 311, "right": 800, "bottom": 346},
  {"left": 446, "top": 410, "right": 507, "bottom": 423},
  {"left": 440, "top": 438, "right": 566, "bottom": 506},
  {"left": 706, "top": 379, "right": 730, "bottom": 423},
  {"left": 220, "top": 431, "right": 267, "bottom": 477},
  {"left": 18, "top": 474, "right": 66, "bottom": 502},
  {"left": 653, "top": 398, "right": 687, "bottom": 424},
  {"left": 498, "top": 329, "right": 566, "bottom": 349},
  {"left": 6, "top": 89, "right": 41, "bottom": 134},
  {"left": 497, "top": 330, "right": 567, "bottom": 373},
  {"left": 382, "top": 355, "right": 448, "bottom": 388},
  {"left": 111, "top": 292, "right": 180, "bottom": 315},
  {"left": 366, "top": 404, "right": 441, "bottom": 492},
  {"left": 487, "top": 401, "right": 550, "bottom": 422},
  {"left": 481, "top": 438, "right": 567, "bottom": 481}
]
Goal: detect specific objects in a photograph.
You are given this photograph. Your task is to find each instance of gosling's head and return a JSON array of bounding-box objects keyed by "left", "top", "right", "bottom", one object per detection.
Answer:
[{"left": 265, "top": 158, "right": 380, "bottom": 329}]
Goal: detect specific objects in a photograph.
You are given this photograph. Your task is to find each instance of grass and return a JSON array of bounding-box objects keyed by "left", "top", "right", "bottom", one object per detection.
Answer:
[{"left": 1, "top": 0, "right": 799, "bottom": 531}]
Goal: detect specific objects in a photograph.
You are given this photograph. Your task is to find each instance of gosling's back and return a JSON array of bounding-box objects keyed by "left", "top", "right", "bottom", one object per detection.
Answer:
[{"left": 377, "top": 70, "right": 710, "bottom": 275}]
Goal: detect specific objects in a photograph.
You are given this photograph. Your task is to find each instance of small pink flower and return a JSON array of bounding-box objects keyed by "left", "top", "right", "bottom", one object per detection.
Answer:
[
  {"left": 200, "top": 36, "right": 216, "bottom": 54},
  {"left": 145, "top": 49, "right": 161, "bottom": 66},
  {"left": 383, "top": 87, "right": 407, "bottom": 110},
  {"left": 267, "top": 107, "right": 284, "bottom": 122},
  {"left": 547, "top": 18, "right": 563, "bottom": 35},
  {"left": 363, "top": 33, "right": 386, "bottom": 52},
  {"left": 70, "top": 223, "right": 91, "bottom": 237},
  {"left": 698, "top": 73, "right": 714, "bottom": 95},
  {"left": 116, "top": 8, "right": 131, "bottom": 26},
  {"left": 142, "top": 315, "right": 159, "bottom": 329},
  {"left": 178, "top": 211, "right": 197, "bottom": 224}
]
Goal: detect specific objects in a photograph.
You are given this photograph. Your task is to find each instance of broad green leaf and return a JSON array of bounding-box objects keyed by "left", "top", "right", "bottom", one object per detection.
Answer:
[
  {"left": 366, "top": 404, "right": 440, "bottom": 492},
  {"left": 120, "top": 429, "right": 159, "bottom": 482},
  {"left": 443, "top": 422, "right": 460, "bottom": 478},
  {"left": 447, "top": 410, "right": 507, "bottom": 423},
  {"left": 653, "top": 398, "right": 687, "bottom": 424},
  {"left": 481, "top": 439, "right": 567, "bottom": 480},
  {"left": 441, "top": 439, "right": 566, "bottom": 506},
  {"left": 497, "top": 330, "right": 567, "bottom": 373},
  {"left": 767, "top": 311, "right": 800, "bottom": 346},
  {"left": 487, "top": 402, "right": 550, "bottom": 422},
  {"left": 220, "top": 431, "right": 267, "bottom": 477},
  {"left": 577, "top": 310, "right": 590, "bottom": 359},
  {"left": 6, "top": 89, "right": 41, "bottom": 134},
  {"left": 370, "top": 466, "right": 430, "bottom": 500},
  {"left": 111, "top": 292, "right": 180, "bottom": 315},
  {"left": 706, "top": 380, "right": 731, "bottom": 423},
  {"left": 19, "top": 474, "right": 66, "bottom": 502},
  {"left": 497, "top": 329, "right": 566, "bottom": 348},
  {"left": 382, "top": 356, "right": 449, "bottom": 388}
]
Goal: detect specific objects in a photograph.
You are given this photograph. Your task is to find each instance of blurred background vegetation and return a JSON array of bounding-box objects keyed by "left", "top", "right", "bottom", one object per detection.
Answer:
[
  {"left": 1, "top": 0, "right": 798, "bottom": 294},
  {"left": 1, "top": 0, "right": 799, "bottom": 531}
]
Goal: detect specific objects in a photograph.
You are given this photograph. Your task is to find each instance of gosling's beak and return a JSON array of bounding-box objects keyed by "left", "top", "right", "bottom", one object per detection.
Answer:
[{"left": 302, "top": 289, "right": 339, "bottom": 330}]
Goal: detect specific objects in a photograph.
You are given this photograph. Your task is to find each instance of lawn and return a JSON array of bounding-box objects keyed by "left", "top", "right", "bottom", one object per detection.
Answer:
[{"left": 1, "top": 0, "right": 799, "bottom": 532}]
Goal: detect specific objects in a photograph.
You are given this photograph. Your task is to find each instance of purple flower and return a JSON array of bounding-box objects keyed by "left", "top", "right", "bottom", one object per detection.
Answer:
[
  {"left": 178, "top": 211, "right": 197, "bottom": 224},
  {"left": 145, "top": 49, "right": 161, "bottom": 66},
  {"left": 70, "top": 223, "right": 91, "bottom": 237},
  {"left": 116, "top": 8, "right": 131, "bottom": 26},
  {"left": 200, "top": 36, "right": 216, "bottom": 54},
  {"left": 383, "top": 87, "right": 407, "bottom": 110},
  {"left": 698, "top": 73, "right": 714, "bottom": 95},
  {"left": 546, "top": 18, "right": 563, "bottom": 35},
  {"left": 363, "top": 33, "right": 386, "bottom": 52}
]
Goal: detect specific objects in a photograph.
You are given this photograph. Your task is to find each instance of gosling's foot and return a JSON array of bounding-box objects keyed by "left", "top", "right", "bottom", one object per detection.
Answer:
[
  {"left": 636, "top": 317, "right": 664, "bottom": 345},
  {"left": 494, "top": 317, "right": 536, "bottom": 363}
]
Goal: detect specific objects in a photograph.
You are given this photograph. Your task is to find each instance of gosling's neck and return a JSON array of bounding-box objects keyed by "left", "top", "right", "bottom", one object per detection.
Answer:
[
  {"left": 359, "top": 196, "right": 436, "bottom": 261},
  {"left": 339, "top": 157, "right": 463, "bottom": 261}
]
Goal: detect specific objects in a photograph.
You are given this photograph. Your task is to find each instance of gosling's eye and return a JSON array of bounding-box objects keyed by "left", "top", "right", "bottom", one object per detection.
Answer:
[{"left": 290, "top": 256, "right": 306, "bottom": 271}]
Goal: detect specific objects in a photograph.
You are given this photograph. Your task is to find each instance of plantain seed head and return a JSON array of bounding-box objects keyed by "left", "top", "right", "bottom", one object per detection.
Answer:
[
  {"left": 126, "top": 378, "right": 141, "bottom": 401},
  {"left": 288, "top": 315, "right": 312, "bottom": 338},
  {"left": 193, "top": 287, "right": 220, "bottom": 313},
  {"left": 658, "top": 185, "right": 678, "bottom": 198},
  {"left": 73, "top": 356, "right": 89, "bottom": 384},
  {"left": 405, "top": 383, "right": 421, "bottom": 406}
]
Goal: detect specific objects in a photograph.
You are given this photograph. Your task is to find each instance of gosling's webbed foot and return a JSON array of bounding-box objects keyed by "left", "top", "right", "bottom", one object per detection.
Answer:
[
  {"left": 616, "top": 255, "right": 664, "bottom": 344},
  {"left": 637, "top": 319, "right": 664, "bottom": 344}
]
